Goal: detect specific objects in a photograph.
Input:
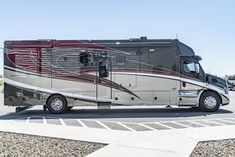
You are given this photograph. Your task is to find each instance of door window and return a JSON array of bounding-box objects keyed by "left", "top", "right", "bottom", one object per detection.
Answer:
[
  {"left": 116, "top": 53, "right": 126, "bottom": 66},
  {"left": 183, "top": 61, "right": 197, "bottom": 73},
  {"left": 182, "top": 61, "right": 201, "bottom": 79}
]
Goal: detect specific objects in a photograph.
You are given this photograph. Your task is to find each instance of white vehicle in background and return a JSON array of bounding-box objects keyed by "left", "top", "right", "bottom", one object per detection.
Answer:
[
  {"left": 227, "top": 76, "right": 235, "bottom": 91},
  {"left": 4, "top": 37, "right": 230, "bottom": 114},
  {"left": 0, "top": 76, "right": 3, "bottom": 92}
]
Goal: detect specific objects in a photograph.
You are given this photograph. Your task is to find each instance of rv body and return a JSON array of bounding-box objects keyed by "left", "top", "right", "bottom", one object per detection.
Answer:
[{"left": 4, "top": 38, "right": 229, "bottom": 113}]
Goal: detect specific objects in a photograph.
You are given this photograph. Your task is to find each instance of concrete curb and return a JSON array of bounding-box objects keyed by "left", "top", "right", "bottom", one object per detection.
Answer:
[{"left": 88, "top": 125, "right": 235, "bottom": 157}]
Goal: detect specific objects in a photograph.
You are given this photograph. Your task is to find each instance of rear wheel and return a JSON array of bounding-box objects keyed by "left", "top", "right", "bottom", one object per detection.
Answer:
[
  {"left": 199, "top": 91, "right": 221, "bottom": 112},
  {"left": 47, "top": 95, "right": 68, "bottom": 114}
]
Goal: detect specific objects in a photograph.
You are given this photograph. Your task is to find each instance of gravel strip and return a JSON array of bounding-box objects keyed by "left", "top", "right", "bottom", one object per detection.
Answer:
[
  {"left": 0, "top": 131, "right": 106, "bottom": 157},
  {"left": 190, "top": 139, "right": 235, "bottom": 157}
]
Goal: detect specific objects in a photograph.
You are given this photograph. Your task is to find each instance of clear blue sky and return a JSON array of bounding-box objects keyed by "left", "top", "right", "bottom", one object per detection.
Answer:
[{"left": 0, "top": 0, "right": 234, "bottom": 76}]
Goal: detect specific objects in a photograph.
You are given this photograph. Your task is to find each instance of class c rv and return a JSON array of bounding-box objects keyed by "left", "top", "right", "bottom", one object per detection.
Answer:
[{"left": 4, "top": 37, "right": 229, "bottom": 113}]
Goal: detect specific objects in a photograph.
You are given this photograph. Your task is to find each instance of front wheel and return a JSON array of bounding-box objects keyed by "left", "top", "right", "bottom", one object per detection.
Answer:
[
  {"left": 47, "top": 95, "right": 68, "bottom": 114},
  {"left": 199, "top": 91, "right": 221, "bottom": 112}
]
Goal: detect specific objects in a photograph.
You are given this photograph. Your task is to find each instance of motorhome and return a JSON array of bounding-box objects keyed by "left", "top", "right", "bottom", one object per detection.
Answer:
[{"left": 4, "top": 38, "right": 229, "bottom": 113}]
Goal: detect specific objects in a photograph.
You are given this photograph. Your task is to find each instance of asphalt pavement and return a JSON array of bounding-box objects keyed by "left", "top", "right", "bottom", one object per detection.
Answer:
[
  {"left": 0, "top": 91, "right": 235, "bottom": 132},
  {"left": 1, "top": 91, "right": 235, "bottom": 157}
]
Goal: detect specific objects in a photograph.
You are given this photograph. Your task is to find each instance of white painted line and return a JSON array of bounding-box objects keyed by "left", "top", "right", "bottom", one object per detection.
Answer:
[
  {"left": 59, "top": 118, "right": 66, "bottom": 126},
  {"left": 92, "top": 119, "right": 138, "bottom": 125},
  {"left": 139, "top": 123, "right": 157, "bottom": 131},
  {"left": 217, "top": 119, "right": 235, "bottom": 124},
  {"left": 42, "top": 117, "right": 47, "bottom": 125},
  {"left": 200, "top": 119, "right": 217, "bottom": 125},
  {"left": 154, "top": 122, "right": 174, "bottom": 129},
  {"left": 143, "top": 121, "right": 158, "bottom": 124},
  {"left": 222, "top": 118, "right": 235, "bottom": 122},
  {"left": 26, "top": 117, "right": 30, "bottom": 123},
  {"left": 117, "top": 122, "right": 136, "bottom": 132},
  {"left": 141, "top": 116, "right": 235, "bottom": 125},
  {"left": 203, "top": 119, "right": 225, "bottom": 126},
  {"left": 188, "top": 120, "right": 208, "bottom": 127},
  {"left": 96, "top": 121, "right": 111, "bottom": 130},
  {"left": 222, "top": 117, "right": 235, "bottom": 120},
  {"left": 171, "top": 121, "right": 192, "bottom": 128},
  {"left": 76, "top": 119, "right": 87, "bottom": 128}
]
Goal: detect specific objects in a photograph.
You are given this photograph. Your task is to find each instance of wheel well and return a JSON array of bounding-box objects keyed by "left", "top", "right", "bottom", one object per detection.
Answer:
[
  {"left": 200, "top": 90, "right": 222, "bottom": 104},
  {"left": 46, "top": 93, "right": 67, "bottom": 106}
]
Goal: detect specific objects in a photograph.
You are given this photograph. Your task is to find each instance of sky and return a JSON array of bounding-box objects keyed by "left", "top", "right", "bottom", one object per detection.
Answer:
[{"left": 0, "top": 0, "right": 234, "bottom": 76}]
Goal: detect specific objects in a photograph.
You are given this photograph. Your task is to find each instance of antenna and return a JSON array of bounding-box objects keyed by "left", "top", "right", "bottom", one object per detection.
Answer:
[{"left": 176, "top": 33, "right": 178, "bottom": 39}]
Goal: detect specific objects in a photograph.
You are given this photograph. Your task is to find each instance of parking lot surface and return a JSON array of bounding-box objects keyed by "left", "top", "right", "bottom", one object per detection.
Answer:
[{"left": 0, "top": 92, "right": 235, "bottom": 132}]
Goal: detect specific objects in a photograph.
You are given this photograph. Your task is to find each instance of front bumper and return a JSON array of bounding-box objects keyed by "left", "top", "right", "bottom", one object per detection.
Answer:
[{"left": 221, "top": 94, "right": 230, "bottom": 106}]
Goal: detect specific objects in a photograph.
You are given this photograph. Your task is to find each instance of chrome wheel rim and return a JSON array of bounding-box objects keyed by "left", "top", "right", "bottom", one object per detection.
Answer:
[
  {"left": 204, "top": 96, "right": 217, "bottom": 109},
  {"left": 51, "top": 98, "right": 63, "bottom": 111}
]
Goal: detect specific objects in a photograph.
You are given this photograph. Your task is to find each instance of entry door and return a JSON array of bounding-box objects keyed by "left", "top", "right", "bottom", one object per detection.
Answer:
[{"left": 96, "top": 52, "right": 112, "bottom": 102}]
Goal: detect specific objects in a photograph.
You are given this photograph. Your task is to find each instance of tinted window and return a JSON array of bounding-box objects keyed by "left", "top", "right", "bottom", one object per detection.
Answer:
[
  {"left": 116, "top": 53, "right": 126, "bottom": 66},
  {"left": 178, "top": 42, "right": 195, "bottom": 56},
  {"left": 183, "top": 62, "right": 196, "bottom": 73},
  {"left": 148, "top": 47, "right": 178, "bottom": 72},
  {"left": 182, "top": 60, "right": 204, "bottom": 80}
]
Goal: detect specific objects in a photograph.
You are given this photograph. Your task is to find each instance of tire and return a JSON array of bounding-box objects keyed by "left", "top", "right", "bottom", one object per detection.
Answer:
[
  {"left": 47, "top": 95, "right": 68, "bottom": 114},
  {"left": 199, "top": 91, "right": 221, "bottom": 112}
]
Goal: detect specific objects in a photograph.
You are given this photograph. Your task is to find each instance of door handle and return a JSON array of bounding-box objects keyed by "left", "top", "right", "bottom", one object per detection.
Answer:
[{"left": 182, "top": 82, "right": 186, "bottom": 87}]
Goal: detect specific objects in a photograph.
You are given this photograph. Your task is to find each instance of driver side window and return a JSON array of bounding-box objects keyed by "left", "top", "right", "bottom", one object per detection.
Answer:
[
  {"left": 183, "top": 61, "right": 196, "bottom": 73},
  {"left": 182, "top": 59, "right": 204, "bottom": 80}
]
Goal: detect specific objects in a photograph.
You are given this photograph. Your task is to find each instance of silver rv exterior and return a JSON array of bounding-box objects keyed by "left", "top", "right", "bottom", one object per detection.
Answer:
[{"left": 4, "top": 38, "right": 229, "bottom": 113}]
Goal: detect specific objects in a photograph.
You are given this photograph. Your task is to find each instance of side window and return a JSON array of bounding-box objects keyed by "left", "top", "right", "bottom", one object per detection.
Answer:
[
  {"left": 116, "top": 53, "right": 126, "bottom": 66},
  {"left": 148, "top": 47, "right": 178, "bottom": 72},
  {"left": 63, "top": 57, "right": 68, "bottom": 62},
  {"left": 183, "top": 61, "right": 196, "bottom": 73},
  {"left": 79, "top": 51, "right": 96, "bottom": 67},
  {"left": 183, "top": 60, "right": 202, "bottom": 79}
]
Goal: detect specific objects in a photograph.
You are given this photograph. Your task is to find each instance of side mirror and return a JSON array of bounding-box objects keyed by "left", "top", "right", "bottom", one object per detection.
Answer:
[
  {"left": 195, "top": 64, "right": 200, "bottom": 73},
  {"left": 99, "top": 63, "right": 109, "bottom": 78}
]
